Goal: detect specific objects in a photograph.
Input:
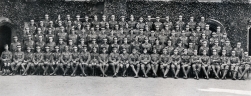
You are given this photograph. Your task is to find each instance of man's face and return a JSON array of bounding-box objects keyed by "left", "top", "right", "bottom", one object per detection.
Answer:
[
  {"left": 104, "top": 40, "right": 107, "bottom": 43},
  {"left": 4, "top": 46, "right": 8, "bottom": 50},
  {"left": 124, "top": 39, "right": 127, "bottom": 43},
  {"left": 115, "top": 26, "right": 119, "bottom": 30},
  {"left": 84, "top": 48, "right": 87, "bottom": 52},
  {"left": 184, "top": 50, "right": 187, "bottom": 54},
  {"left": 45, "top": 16, "right": 49, "bottom": 20},
  {"left": 156, "top": 40, "right": 159, "bottom": 44},
  {"left": 145, "top": 39, "right": 148, "bottom": 43},
  {"left": 102, "top": 17, "right": 106, "bottom": 21},
  {"left": 168, "top": 42, "right": 171, "bottom": 46},
  {"left": 85, "top": 18, "right": 88, "bottom": 21},
  {"left": 139, "top": 18, "right": 143, "bottom": 22},
  {"left": 217, "top": 28, "right": 220, "bottom": 32},
  {"left": 186, "top": 27, "right": 189, "bottom": 30},
  {"left": 201, "top": 18, "right": 205, "bottom": 22},
  {"left": 156, "top": 27, "right": 159, "bottom": 30},
  {"left": 94, "top": 17, "right": 98, "bottom": 21},
  {"left": 59, "top": 23, "right": 62, "bottom": 26},
  {"left": 194, "top": 51, "right": 197, "bottom": 55},
  {"left": 226, "top": 42, "right": 230, "bottom": 46},
  {"left": 67, "top": 16, "right": 70, "bottom": 20},
  {"left": 59, "top": 40, "right": 63, "bottom": 44},
  {"left": 206, "top": 26, "right": 209, "bottom": 30},
  {"left": 203, "top": 43, "right": 207, "bottom": 46},
  {"left": 153, "top": 49, "right": 156, "bottom": 53},
  {"left": 65, "top": 47, "right": 68, "bottom": 51},
  {"left": 49, "top": 39, "right": 53, "bottom": 42},
  {"left": 203, "top": 51, "right": 207, "bottom": 55},
  {"left": 222, "top": 51, "right": 226, "bottom": 55},
  {"left": 31, "top": 21, "right": 34, "bottom": 25},
  {"left": 179, "top": 17, "right": 182, "bottom": 21},
  {"left": 46, "top": 48, "right": 49, "bottom": 52},
  {"left": 37, "top": 48, "right": 41, "bottom": 52},
  {"left": 69, "top": 41, "right": 73, "bottom": 45},
  {"left": 163, "top": 50, "right": 167, "bottom": 54},
  {"left": 143, "top": 50, "right": 147, "bottom": 53},
  {"left": 130, "top": 17, "right": 134, "bottom": 21},
  {"left": 39, "top": 37, "right": 42, "bottom": 41},
  {"left": 215, "top": 42, "right": 219, "bottom": 46},
  {"left": 123, "top": 50, "right": 126, "bottom": 54},
  {"left": 74, "top": 48, "right": 77, "bottom": 52},
  {"left": 148, "top": 17, "right": 151, "bottom": 21},
  {"left": 156, "top": 18, "right": 160, "bottom": 22},
  {"left": 213, "top": 51, "right": 217, "bottom": 55},
  {"left": 78, "top": 25, "right": 81, "bottom": 29},
  {"left": 121, "top": 17, "right": 125, "bottom": 21},
  {"left": 113, "top": 49, "right": 117, "bottom": 53},
  {"left": 245, "top": 53, "right": 248, "bottom": 57},
  {"left": 190, "top": 18, "right": 194, "bottom": 22},
  {"left": 174, "top": 51, "right": 178, "bottom": 54},
  {"left": 166, "top": 17, "right": 169, "bottom": 21},
  {"left": 56, "top": 49, "right": 59, "bottom": 52},
  {"left": 237, "top": 43, "right": 241, "bottom": 48}
]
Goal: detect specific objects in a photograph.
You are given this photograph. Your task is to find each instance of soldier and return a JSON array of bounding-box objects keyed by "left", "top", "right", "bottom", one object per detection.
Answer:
[
  {"left": 171, "top": 49, "right": 181, "bottom": 79},
  {"left": 191, "top": 50, "right": 202, "bottom": 80},
  {"left": 139, "top": 48, "right": 151, "bottom": 78},
  {"left": 161, "top": 25, "right": 171, "bottom": 36},
  {"left": 23, "top": 27, "right": 33, "bottom": 42},
  {"left": 199, "top": 33, "right": 208, "bottom": 47},
  {"left": 149, "top": 31, "right": 156, "bottom": 45},
  {"left": 43, "top": 14, "right": 50, "bottom": 27},
  {"left": 160, "top": 48, "right": 172, "bottom": 78},
  {"left": 145, "top": 16, "right": 153, "bottom": 30},
  {"left": 155, "top": 25, "right": 162, "bottom": 36},
  {"left": 220, "top": 32, "right": 230, "bottom": 46},
  {"left": 68, "top": 40, "right": 74, "bottom": 52},
  {"left": 203, "top": 24, "right": 212, "bottom": 39},
  {"left": 187, "top": 43, "right": 195, "bottom": 56},
  {"left": 99, "top": 47, "right": 109, "bottom": 77},
  {"left": 98, "top": 28, "right": 107, "bottom": 43},
  {"left": 65, "top": 21, "right": 73, "bottom": 33},
  {"left": 136, "top": 29, "right": 146, "bottom": 43},
  {"left": 61, "top": 46, "right": 72, "bottom": 76},
  {"left": 68, "top": 28, "right": 78, "bottom": 45},
  {"left": 179, "top": 31, "right": 188, "bottom": 47},
  {"left": 78, "top": 38, "right": 87, "bottom": 52},
  {"left": 76, "top": 24, "right": 84, "bottom": 35},
  {"left": 129, "top": 48, "right": 140, "bottom": 78},
  {"left": 151, "top": 48, "right": 160, "bottom": 77},
  {"left": 195, "top": 26, "right": 202, "bottom": 38},
  {"left": 1, "top": 45, "right": 12, "bottom": 75},
  {"left": 118, "top": 16, "right": 127, "bottom": 28},
  {"left": 141, "top": 38, "right": 152, "bottom": 53},
  {"left": 117, "top": 28, "right": 126, "bottom": 44},
  {"left": 43, "top": 46, "right": 53, "bottom": 76},
  {"left": 87, "top": 28, "right": 98, "bottom": 43},
  {"left": 158, "top": 30, "right": 168, "bottom": 45},
  {"left": 107, "top": 30, "right": 116, "bottom": 44},
  {"left": 131, "top": 38, "right": 141, "bottom": 53},
  {"left": 100, "top": 38, "right": 110, "bottom": 53},
  {"left": 210, "top": 49, "right": 221, "bottom": 79},
  {"left": 57, "top": 26, "right": 67, "bottom": 42},
  {"left": 64, "top": 15, "right": 72, "bottom": 26},
  {"left": 163, "top": 16, "right": 173, "bottom": 30},
  {"left": 188, "top": 17, "right": 197, "bottom": 31},
  {"left": 215, "top": 26, "right": 223, "bottom": 40},
  {"left": 165, "top": 40, "right": 174, "bottom": 55},
  {"left": 137, "top": 17, "right": 145, "bottom": 29},
  {"left": 127, "top": 30, "right": 136, "bottom": 43},
  {"left": 10, "top": 45, "right": 24, "bottom": 75},
  {"left": 211, "top": 40, "right": 222, "bottom": 55},
  {"left": 55, "top": 15, "right": 62, "bottom": 26},
  {"left": 175, "top": 41, "right": 184, "bottom": 55},
  {"left": 34, "top": 28, "right": 44, "bottom": 42},
  {"left": 153, "top": 39, "right": 164, "bottom": 54},
  {"left": 55, "top": 21, "right": 63, "bottom": 35},
  {"left": 10, "top": 36, "right": 21, "bottom": 52},
  {"left": 88, "top": 38, "right": 99, "bottom": 52},
  {"left": 221, "top": 49, "right": 230, "bottom": 79},
  {"left": 47, "top": 21, "right": 55, "bottom": 34},
  {"left": 154, "top": 17, "right": 163, "bottom": 30},
  {"left": 113, "top": 25, "right": 120, "bottom": 36},
  {"left": 111, "top": 37, "right": 120, "bottom": 50},
  {"left": 189, "top": 30, "right": 199, "bottom": 50},
  {"left": 199, "top": 41, "right": 209, "bottom": 55},
  {"left": 128, "top": 15, "right": 137, "bottom": 29},
  {"left": 74, "top": 15, "right": 82, "bottom": 27},
  {"left": 176, "top": 15, "right": 185, "bottom": 30},
  {"left": 95, "top": 25, "right": 101, "bottom": 34},
  {"left": 21, "top": 47, "right": 33, "bottom": 76},
  {"left": 79, "top": 45, "right": 90, "bottom": 76},
  {"left": 229, "top": 51, "right": 240, "bottom": 80},
  {"left": 46, "top": 37, "right": 56, "bottom": 52},
  {"left": 109, "top": 15, "right": 118, "bottom": 29},
  {"left": 24, "top": 35, "right": 35, "bottom": 52},
  {"left": 46, "top": 28, "right": 55, "bottom": 42},
  {"left": 120, "top": 38, "right": 131, "bottom": 53},
  {"left": 174, "top": 25, "right": 181, "bottom": 37},
  {"left": 50, "top": 46, "right": 63, "bottom": 76},
  {"left": 70, "top": 46, "right": 80, "bottom": 76},
  {"left": 184, "top": 25, "right": 191, "bottom": 37},
  {"left": 234, "top": 42, "right": 244, "bottom": 59},
  {"left": 82, "top": 16, "right": 91, "bottom": 28},
  {"left": 89, "top": 47, "right": 99, "bottom": 76},
  {"left": 100, "top": 15, "right": 107, "bottom": 28},
  {"left": 57, "top": 38, "right": 66, "bottom": 52},
  {"left": 119, "top": 48, "right": 130, "bottom": 77},
  {"left": 222, "top": 40, "right": 232, "bottom": 56},
  {"left": 169, "top": 31, "right": 177, "bottom": 46},
  {"left": 238, "top": 52, "right": 251, "bottom": 80},
  {"left": 109, "top": 47, "right": 121, "bottom": 77},
  {"left": 38, "top": 21, "right": 46, "bottom": 34},
  {"left": 28, "top": 19, "right": 37, "bottom": 34},
  {"left": 201, "top": 50, "right": 211, "bottom": 79},
  {"left": 209, "top": 32, "right": 219, "bottom": 47},
  {"left": 105, "top": 23, "right": 111, "bottom": 34},
  {"left": 123, "top": 23, "right": 130, "bottom": 35},
  {"left": 181, "top": 49, "right": 191, "bottom": 79},
  {"left": 32, "top": 46, "right": 44, "bottom": 75},
  {"left": 198, "top": 17, "right": 206, "bottom": 31}
]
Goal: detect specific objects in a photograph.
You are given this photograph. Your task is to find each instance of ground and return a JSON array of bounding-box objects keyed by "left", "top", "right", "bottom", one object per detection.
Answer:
[{"left": 0, "top": 76, "right": 251, "bottom": 96}]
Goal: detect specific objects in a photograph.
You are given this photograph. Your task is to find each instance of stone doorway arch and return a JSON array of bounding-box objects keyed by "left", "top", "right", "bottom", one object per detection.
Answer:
[{"left": 206, "top": 19, "right": 226, "bottom": 33}]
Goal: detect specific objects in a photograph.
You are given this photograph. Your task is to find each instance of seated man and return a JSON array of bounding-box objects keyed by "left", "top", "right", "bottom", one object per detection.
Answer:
[
  {"left": 139, "top": 48, "right": 151, "bottom": 78},
  {"left": 201, "top": 50, "right": 211, "bottom": 79},
  {"left": 0, "top": 45, "right": 12, "bottom": 76},
  {"left": 210, "top": 49, "right": 221, "bottom": 79},
  {"left": 79, "top": 45, "right": 91, "bottom": 76},
  {"left": 109, "top": 47, "right": 121, "bottom": 77},
  {"left": 129, "top": 48, "right": 140, "bottom": 78},
  {"left": 221, "top": 49, "right": 230, "bottom": 79},
  {"left": 171, "top": 49, "right": 181, "bottom": 79},
  {"left": 150, "top": 48, "right": 160, "bottom": 77},
  {"left": 61, "top": 46, "right": 72, "bottom": 76},
  {"left": 32, "top": 46, "right": 44, "bottom": 75},
  {"left": 160, "top": 48, "right": 172, "bottom": 78},
  {"left": 50, "top": 46, "right": 64, "bottom": 76},
  {"left": 120, "top": 48, "right": 130, "bottom": 77},
  {"left": 89, "top": 47, "right": 99, "bottom": 76},
  {"left": 191, "top": 50, "right": 202, "bottom": 80},
  {"left": 229, "top": 51, "right": 240, "bottom": 80},
  {"left": 11, "top": 45, "right": 24, "bottom": 75},
  {"left": 238, "top": 52, "right": 251, "bottom": 80},
  {"left": 181, "top": 49, "right": 191, "bottom": 79},
  {"left": 42, "top": 46, "right": 53, "bottom": 76},
  {"left": 99, "top": 47, "right": 109, "bottom": 77},
  {"left": 70, "top": 46, "right": 80, "bottom": 77}
]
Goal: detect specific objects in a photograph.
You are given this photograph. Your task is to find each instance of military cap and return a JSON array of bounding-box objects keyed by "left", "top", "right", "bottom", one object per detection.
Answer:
[
  {"left": 147, "top": 16, "right": 151, "bottom": 18},
  {"left": 68, "top": 21, "right": 71, "bottom": 23},
  {"left": 144, "top": 37, "right": 149, "bottom": 40},
  {"left": 48, "top": 36, "right": 53, "bottom": 39},
  {"left": 85, "top": 16, "right": 89, "bottom": 18},
  {"left": 201, "top": 17, "right": 205, "bottom": 19},
  {"left": 223, "top": 32, "right": 227, "bottom": 35},
  {"left": 165, "top": 24, "right": 169, "bottom": 27},
  {"left": 139, "top": 17, "right": 143, "bottom": 19},
  {"left": 45, "top": 46, "right": 50, "bottom": 49},
  {"left": 92, "top": 38, "right": 96, "bottom": 41},
  {"left": 168, "top": 40, "right": 172, "bottom": 42},
  {"left": 76, "top": 15, "right": 80, "bottom": 18},
  {"left": 60, "top": 26, "right": 64, "bottom": 29},
  {"left": 174, "top": 49, "right": 178, "bottom": 52},
  {"left": 94, "top": 15, "right": 97, "bottom": 17},
  {"left": 101, "top": 28, "right": 105, "bottom": 30},
  {"left": 58, "top": 21, "right": 62, "bottom": 23},
  {"left": 49, "top": 21, "right": 53, "bottom": 24},
  {"left": 203, "top": 50, "right": 207, "bottom": 52},
  {"left": 186, "top": 25, "right": 189, "bottom": 28},
  {"left": 212, "top": 49, "right": 216, "bottom": 52},
  {"left": 83, "top": 45, "right": 87, "bottom": 48},
  {"left": 30, "top": 20, "right": 34, "bottom": 22},
  {"left": 226, "top": 40, "right": 230, "bottom": 43},
  {"left": 202, "top": 33, "right": 205, "bottom": 36},
  {"left": 130, "top": 15, "right": 134, "bottom": 18},
  {"left": 112, "top": 47, "right": 118, "bottom": 50},
  {"left": 27, "top": 47, "right": 31, "bottom": 50},
  {"left": 206, "top": 24, "right": 209, "bottom": 27},
  {"left": 244, "top": 52, "right": 248, "bottom": 54},
  {"left": 55, "top": 46, "right": 59, "bottom": 49},
  {"left": 232, "top": 51, "right": 235, "bottom": 53},
  {"left": 113, "top": 37, "right": 118, "bottom": 40},
  {"left": 140, "top": 29, "right": 143, "bottom": 31},
  {"left": 165, "top": 16, "right": 169, "bottom": 18},
  {"left": 36, "top": 46, "right": 41, "bottom": 49},
  {"left": 73, "top": 46, "right": 78, "bottom": 49},
  {"left": 156, "top": 17, "right": 160, "bottom": 19},
  {"left": 40, "top": 21, "right": 43, "bottom": 23},
  {"left": 103, "top": 38, "right": 107, "bottom": 40},
  {"left": 115, "top": 25, "right": 119, "bottom": 27},
  {"left": 194, "top": 50, "right": 197, "bottom": 52},
  {"left": 59, "top": 38, "right": 63, "bottom": 41},
  {"left": 17, "top": 45, "right": 21, "bottom": 48},
  {"left": 189, "top": 42, "right": 193, "bottom": 45},
  {"left": 222, "top": 49, "right": 226, "bottom": 52},
  {"left": 105, "top": 23, "right": 109, "bottom": 26},
  {"left": 121, "top": 16, "right": 125, "bottom": 18},
  {"left": 122, "top": 48, "right": 126, "bottom": 51},
  {"left": 80, "top": 38, "right": 85, "bottom": 41},
  {"left": 215, "top": 40, "right": 219, "bottom": 43},
  {"left": 102, "top": 47, "right": 107, "bottom": 50},
  {"left": 78, "top": 23, "right": 81, "bottom": 26},
  {"left": 38, "top": 35, "right": 43, "bottom": 38}
]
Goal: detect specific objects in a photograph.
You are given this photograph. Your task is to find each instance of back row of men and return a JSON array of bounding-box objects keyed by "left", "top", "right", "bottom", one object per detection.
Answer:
[{"left": 1, "top": 44, "right": 250, "bottom": 80}]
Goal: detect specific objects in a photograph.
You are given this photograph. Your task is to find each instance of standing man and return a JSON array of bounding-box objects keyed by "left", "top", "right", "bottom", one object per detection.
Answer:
[{"left": 10, "top": 36, "right": 21, "bottom": 52}]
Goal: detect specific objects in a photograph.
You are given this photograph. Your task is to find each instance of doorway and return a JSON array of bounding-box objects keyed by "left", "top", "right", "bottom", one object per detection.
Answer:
[{"left": 0, "top": 25, "right": 12, "bottom": 55}]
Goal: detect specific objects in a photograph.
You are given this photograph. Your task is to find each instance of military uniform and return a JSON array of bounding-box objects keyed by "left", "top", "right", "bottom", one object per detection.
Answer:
[
  {"left": 50, "top": 46, "right": 63, "bottom": 76},
  {"left": 191, "top": 53, "right": 201, "bottom": 79},
  {"left": 171, "top": 52, "right": 181, "bottom": 78},
  {"left": 129, "top": 50, "right": 140, "bottom": 77},
  {"left": 99, "top": 48, "right": 109, "bottom": 76},
  {"left": 198, "top": 17, "right": 206, "bottom": 30},
  {"left": 68, "top": 32, "right": 78, "bottom": 45},
  {"left": 109, "top": 49, "right": 121, "bottom": 76},
  {"left": 57, "top": 31, "right": 67, "bottom": 42},
  {"left": 32, "top": 47, "right": 44, "bottom": 75},
  {"left": 234, "top": 47, "right": 244, "bottom": 59},
  {"left": 150, "top": 51, "right": 159, "bottom": 77},
  {"left": 165, "top": 45, "right": 174, "bottom": 55},
  {"left": 188, "top": 17, "right": 197, "bottom": 30},
  {"left": 141, "top": 40, "right": 152, "bottom": 52},
  {"left": 181, "top": 53, "right": 191, "bottom": 79},
  {"left": 1, "top": 48, "right": 12, "bottom": 75},
  {"left": 158, "top": 33, "right": 168, "bottom": 45},
  {"left": 201, "top": 54, "right": 211, "bottom": 79},
  {"left": 139, "top": 51, "right": 151, "bottom": 77},
  {"left": 229, "top": 53, "right": 240, "bottom": 79},
  {"left": 160, "top": 50, "right": 171, "bottom": 77},
  {"left": 118, "top": 16, "right": 127, "bottom": 28},
  {"left": 10, "top": 37, "right": 21, "bottom": 52},
  {"left": 120, "top": 50, "right": 130, "bottom": 77},
  {"left": 43, "top": 47, "right": 53, "bottom": 75},
  {"left": 109, "top": 21, "right": 118, "bottom": 30}
]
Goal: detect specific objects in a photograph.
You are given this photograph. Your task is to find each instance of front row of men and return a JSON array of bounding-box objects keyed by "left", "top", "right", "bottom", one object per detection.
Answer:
[{"left": 1, "top": 44, "right": 250, "bottom": 80}]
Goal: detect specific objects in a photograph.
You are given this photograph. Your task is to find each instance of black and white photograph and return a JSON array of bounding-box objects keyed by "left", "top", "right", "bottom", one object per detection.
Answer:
[{"left": 0, "top": 0, "right": 251, "bottom": 96}]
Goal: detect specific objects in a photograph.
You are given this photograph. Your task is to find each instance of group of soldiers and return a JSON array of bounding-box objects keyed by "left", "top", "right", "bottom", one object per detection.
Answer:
[{"left": 0, "top": 14, "right": 250, "bottom": 80}]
